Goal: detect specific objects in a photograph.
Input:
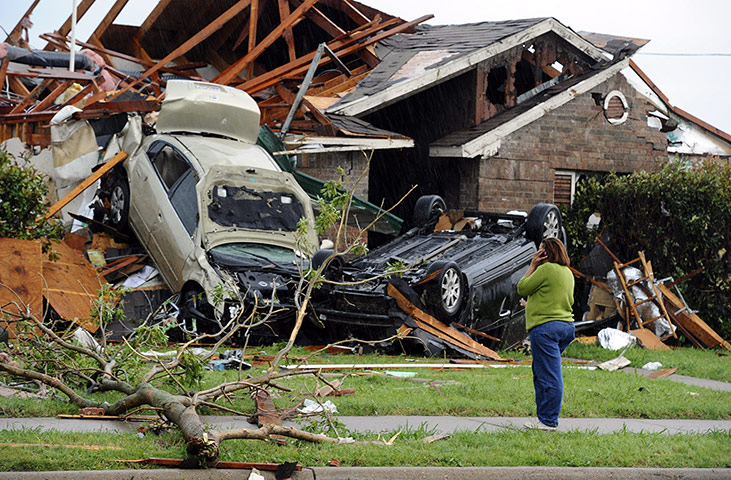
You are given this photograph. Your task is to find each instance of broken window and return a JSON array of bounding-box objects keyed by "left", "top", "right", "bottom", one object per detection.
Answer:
[
  {"left": 485, "top": 65, "right": 508, "bottom": 105},
  {"left": 169, "top": 170, "right": 198, "bottom": 236},
  {"left": 514, "top": 59, "right": 536, "bottom": 97},
  {"left": 207, "top": 184, "right": 305, "bottom": 232},
  {"left": 152, "top": 145, "right": 191, "bottom": 191},
  {"left": 603, "top": 90, "right": 629, "bottom": 125}
]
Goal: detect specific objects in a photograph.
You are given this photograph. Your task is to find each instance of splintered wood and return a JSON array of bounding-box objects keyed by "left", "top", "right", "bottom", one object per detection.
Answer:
[
  {"left": 0, "top": 237, "right": 105, "bottom": 336},
  {"left": 2, "top": 1, "right": 431, "bottom": 145}
]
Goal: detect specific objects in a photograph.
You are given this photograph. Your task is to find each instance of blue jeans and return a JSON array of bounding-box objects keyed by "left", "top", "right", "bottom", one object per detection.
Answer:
[{"left": 529, "top": 320, "right": 575, "bottom": 427}]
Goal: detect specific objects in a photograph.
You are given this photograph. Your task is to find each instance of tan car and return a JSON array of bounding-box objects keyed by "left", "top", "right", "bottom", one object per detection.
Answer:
[{"left": 99, "top": 80, "right": 318, "bottom": 337}]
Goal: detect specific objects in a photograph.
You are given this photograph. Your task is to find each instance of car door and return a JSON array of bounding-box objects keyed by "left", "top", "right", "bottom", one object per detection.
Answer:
[{"left": 144, "top": 142, "right": 199, "bottom": 290}]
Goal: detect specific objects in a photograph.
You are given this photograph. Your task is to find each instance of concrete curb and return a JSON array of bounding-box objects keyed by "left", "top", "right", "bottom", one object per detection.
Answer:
[{"left": 1, "top": 467, "right": 730, "bottom": 480}]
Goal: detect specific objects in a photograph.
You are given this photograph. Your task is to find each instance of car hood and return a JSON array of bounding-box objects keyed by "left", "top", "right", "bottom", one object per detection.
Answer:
[
  {"left": 157, "top": 80, "right": 260, "bottom": 144},
  {"left": 198, "top": 166, "right": 318, "bottom": 252}
]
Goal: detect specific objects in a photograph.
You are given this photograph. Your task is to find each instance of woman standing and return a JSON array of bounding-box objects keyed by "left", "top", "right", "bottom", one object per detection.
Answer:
[{"left": 517, "top": 237, "right": 575, "bottom": 431}]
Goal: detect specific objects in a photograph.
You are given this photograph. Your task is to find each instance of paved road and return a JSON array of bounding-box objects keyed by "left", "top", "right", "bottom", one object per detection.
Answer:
[{"left": 1, "top": 415, "right": 730, "bottom": 436}]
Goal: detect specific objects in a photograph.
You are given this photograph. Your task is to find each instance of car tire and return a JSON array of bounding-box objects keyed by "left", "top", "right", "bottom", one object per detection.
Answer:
[
  {"left": 107, "top": 175, "right": 130, "bottom": 230},
  {"left": 424, "top": 261, "right": 464, "bottom": 321},
  {"left": 526, "top": 203, "right": 562, "bottom": 247},
  {"left": 413, "top": 195, "right": 446, "bottom": 227},
  {"left": 311, "top": 249, "right": 344, "bottom": 281}
]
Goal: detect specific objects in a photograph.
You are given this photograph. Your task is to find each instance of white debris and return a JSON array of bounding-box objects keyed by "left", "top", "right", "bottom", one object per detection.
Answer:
[
  {"left": 299, "top": 398, "right": 337, "bottom": 414},
  {"left": 597, "top": 328, "right": 637, "bottom": 351},
  {"left": 642, "top": 361, "right": 663, "bottom": 371}
]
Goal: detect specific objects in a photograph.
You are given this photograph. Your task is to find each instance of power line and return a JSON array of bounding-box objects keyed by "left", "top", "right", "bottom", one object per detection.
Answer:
[{"left": 637, "top": 52, "right": 731, "bottom": 57}]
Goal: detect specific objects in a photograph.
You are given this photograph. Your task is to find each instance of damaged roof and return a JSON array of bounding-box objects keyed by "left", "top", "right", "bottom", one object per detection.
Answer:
[
  {"left": 327, "top": 17, "right": 608, "bottom": 117},
  {"left": 430, "top": 57, "right": 632, "bottom": 158}
]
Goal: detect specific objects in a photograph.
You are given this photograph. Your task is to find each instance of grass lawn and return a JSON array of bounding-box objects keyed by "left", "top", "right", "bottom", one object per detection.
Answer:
[{"left": 0, "top": 342, "right": 729, "bottom": 470}]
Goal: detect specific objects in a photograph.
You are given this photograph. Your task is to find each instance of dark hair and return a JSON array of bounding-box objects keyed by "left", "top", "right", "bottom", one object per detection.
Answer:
[{"left": 540, "top": 237, "right": 570, "bottom": 266}]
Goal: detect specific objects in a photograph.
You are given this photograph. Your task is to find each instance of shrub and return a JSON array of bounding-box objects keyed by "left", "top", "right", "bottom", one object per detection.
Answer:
[
  {"left": 0, "top": 148, "right": 65, "bottom": 245},
  {"left": 564, "top": 157, "right": 730, "bottom": 338}
]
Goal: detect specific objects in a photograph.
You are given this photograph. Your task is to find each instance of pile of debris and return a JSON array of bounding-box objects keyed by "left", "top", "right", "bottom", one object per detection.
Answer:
[
  {"left": 573, "top": 235, "right": 730, "bottom": 352},
  {"left": 1, "top": 0, "right": 425, "bottom": 147}
]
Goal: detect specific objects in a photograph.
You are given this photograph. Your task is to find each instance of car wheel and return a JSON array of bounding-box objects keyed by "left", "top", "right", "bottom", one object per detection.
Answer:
[
  {"left": 424, "top": 261, "right": 464, "bottom": 321},
  {"left": 413, "top": 195, "right": 446, "bottom": 227},
  {"left": 107, "top": 175, "right": 130, "bottom": 230},
  {"left": 311, "top": 249, "right": 344, "bottom": 280},
  {"left": 526, "top": 203, "right": 562, "bottom": 247}
]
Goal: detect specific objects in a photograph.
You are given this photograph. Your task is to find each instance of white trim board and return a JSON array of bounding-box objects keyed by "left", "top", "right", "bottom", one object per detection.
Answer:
[
  {"left": 429, "top": 58, "right": 630, "bottom": 158},
  {"left": 327, "top": 18, "right": 608, "bottom": 118}
]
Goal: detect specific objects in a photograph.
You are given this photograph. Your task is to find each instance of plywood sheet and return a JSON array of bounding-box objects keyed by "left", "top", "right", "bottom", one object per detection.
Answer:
[
  {"left": 631, "top": 328, "right": 670, "bottom": 351},
  {"left": 658, "top": 284, "right": 730, "bottom": 350},
  {"left": 0, "top": 238, "right": 43, "bottom": 334},
  {"left": 42, "top": 240, "right": 103, "bottom": 332}
]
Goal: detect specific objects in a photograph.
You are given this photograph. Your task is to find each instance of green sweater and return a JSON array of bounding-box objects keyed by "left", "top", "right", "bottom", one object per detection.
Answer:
[{"left": 517, "top": 262, "right": 575, "bottom": 331}]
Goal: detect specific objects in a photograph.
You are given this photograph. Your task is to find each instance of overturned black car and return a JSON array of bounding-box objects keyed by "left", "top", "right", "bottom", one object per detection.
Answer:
[{"left": 308, "top": 196, "right": 566, "bottom": 355}]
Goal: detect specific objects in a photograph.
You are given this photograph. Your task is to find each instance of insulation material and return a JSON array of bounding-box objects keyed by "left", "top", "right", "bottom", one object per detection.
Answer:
[
  {"left": 607, "top": 267, "right": 674, "bottom": 338},
  {"left": 50, "top": 106, "right": 99, "bottom": 189}
]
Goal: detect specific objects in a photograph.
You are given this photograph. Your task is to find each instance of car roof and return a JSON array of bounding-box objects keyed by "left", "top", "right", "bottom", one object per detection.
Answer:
[{"left": 174, "top": 135, "right": 282, "bottom": 173}]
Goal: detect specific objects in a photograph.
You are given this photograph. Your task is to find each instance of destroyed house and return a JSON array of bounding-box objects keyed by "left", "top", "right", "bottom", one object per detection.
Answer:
[
  {"left": 318, "top": 17, "right": 731, "bottom": 220},
  {"left": 3, "top": 1, "right": 730, "bottom": 228}
]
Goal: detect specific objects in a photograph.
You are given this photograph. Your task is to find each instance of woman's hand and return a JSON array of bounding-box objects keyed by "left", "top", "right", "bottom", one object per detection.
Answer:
[
  {"left": 530, "top": 248, "right": 548, "bottom": 268},
  {"left": 522, "top": 248, "right": 547, "bottom": 278}
]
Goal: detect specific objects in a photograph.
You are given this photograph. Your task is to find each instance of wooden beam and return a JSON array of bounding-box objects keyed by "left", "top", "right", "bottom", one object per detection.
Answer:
[
  {"left": 232, "top": 11, "right": 252, "bottom": 51},
  {"left": 87, "top": 0, "right": 130, "bottom": 44},
  {"left": 248, "top": 0, "right": 260, "bottom": 53},
  {"left": 240, "top": 15, "right": 428, "bottom": 94},
  {"left": 9, "top": 79, "right": 49, "bottom": 114},
  {"left": 247, "top": 0, "right": 260, "bottom": 80},
  {"left": 43, "top": 0, "right": 97, "bottom": 50},
  {"left": 45, "top": 151, "right": 128, "bottom": 220},
  {"left": 319, "top": 0, "right": 370, "bottom": 25},
  {"left": 8, "top": 76, "right": 31, "bottom": 97},
  {"left": 290, "top": 0, "right": 346, "bottom": 38},
  {"left": 0, "top": 58, "right": 9, "bottom": 89},
  {"left": 214, "top": 0, "right": 320, "bottom": 85},
  {"left": 88, "top": 33, "right": 116, "bottom": 69},
  {"left": 133, "top": 0, "right": 173, "bottom": 42},
  {"left": 29, "top": 81, "right": 74, "bottom": 113},
  {"left": 5, "top": 0, "right": 40, "bottom": 45},
  {"left": 278, "top": 0, "right": 297, "bottom": 62},
  {"left": 108, "top": 0, "right": 253, "bottom": 100},
  {"left": 237, "top": 16, "right": 395, "bottom": 93}
]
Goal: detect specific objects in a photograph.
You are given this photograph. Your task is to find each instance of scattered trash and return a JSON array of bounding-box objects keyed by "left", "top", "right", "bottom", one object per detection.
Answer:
[
  {"left": 248, "top": 468, "right": 265, "bottom": 480},
  {"left": 647, "top": 367, "right": 678, "bottom": 379},
  {"left": 423, "top": 433, "right": 451, "bottom": 443},
  {"left": 384, "top": 371, "right": 417, "bottom": 378},
  {"left": 597, "top": 328, "right": 637, "bottom": 351},
  {"left": 299, "top": 399, "right": 338, "bottom": 414},
  {"left": 207, "top": 350, "right": 252, "bottom": 371},
  {"left": 597, "top": 355, "right": 631, "bottom": 371},
  {"left": 642, "top": 361, "right": 663, "bottom": 371}
]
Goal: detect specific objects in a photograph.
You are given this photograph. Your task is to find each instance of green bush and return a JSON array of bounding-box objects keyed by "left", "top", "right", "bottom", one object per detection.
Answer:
[
  {"left": 0, "top": 148, "right": 65, "bottom": 244},
  {"left": 564, "top": 158, "right": 730, "bottom": 338}
]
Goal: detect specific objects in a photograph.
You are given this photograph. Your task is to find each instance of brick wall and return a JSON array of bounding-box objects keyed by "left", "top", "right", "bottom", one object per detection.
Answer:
[
  {"left": 477, "top": 73, "right": 668, "bottom": 212},
  {"left": 296, "top": 150, "right": 370, "bottom": 199}
]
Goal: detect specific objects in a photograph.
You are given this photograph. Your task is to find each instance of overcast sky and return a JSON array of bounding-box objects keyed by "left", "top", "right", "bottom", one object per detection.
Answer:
[{"left": 4, "top": 0, "right": 730, "bottom": 133}]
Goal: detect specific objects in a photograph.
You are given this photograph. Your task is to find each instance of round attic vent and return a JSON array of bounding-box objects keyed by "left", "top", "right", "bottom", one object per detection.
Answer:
[{"left": 604, "top": 90, "right": 628, "bottom": 124}]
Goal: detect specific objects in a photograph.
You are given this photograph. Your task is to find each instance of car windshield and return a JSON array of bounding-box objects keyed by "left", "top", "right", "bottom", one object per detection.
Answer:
[
  {"left": 209, "top": 243, "right": 303, "bottom": 269},
  {"left": 207, "top": 184, "right": 304, "bottom": 231}
]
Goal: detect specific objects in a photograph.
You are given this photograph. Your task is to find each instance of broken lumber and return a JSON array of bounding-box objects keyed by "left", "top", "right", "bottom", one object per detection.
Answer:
[{"left": 657, "top": 284, "right": 730, "bottom": 350}]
